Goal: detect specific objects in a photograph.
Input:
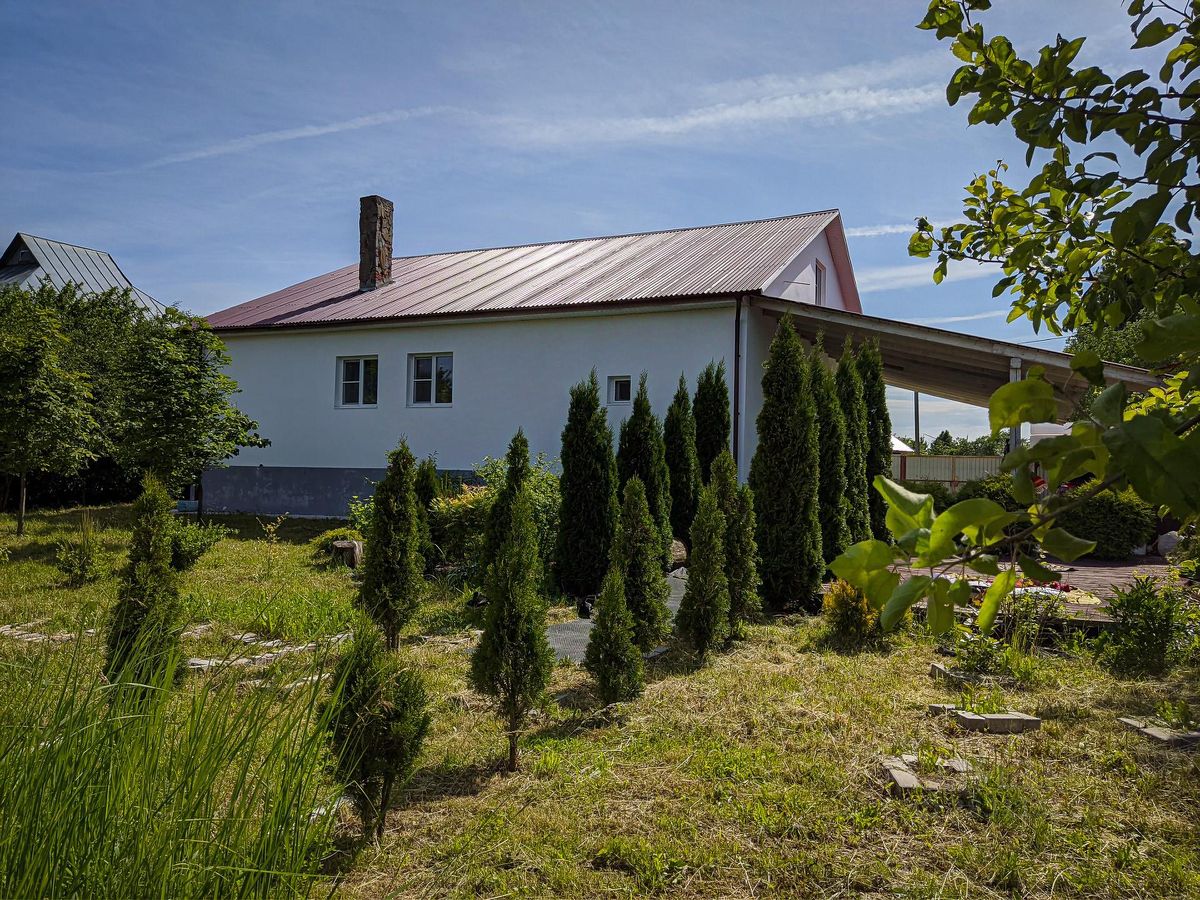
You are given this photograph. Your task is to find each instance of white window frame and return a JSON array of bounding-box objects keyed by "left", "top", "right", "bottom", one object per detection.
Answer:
[
  {"left": 336, "top": 355, "right": 378, "bottom": 408},
  {"left": 813, "top": 260, "right": 827, "bottom": 306},
  {"left": 608, "top": 375, "right": 632, "bottom": 405},
  {"left": 409, "top": 352, "right": 454, "bottom": 407}
]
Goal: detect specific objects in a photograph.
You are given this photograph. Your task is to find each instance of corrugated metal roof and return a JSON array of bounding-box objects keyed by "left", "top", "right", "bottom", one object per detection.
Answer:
[
  {"left": 207, "top": 210, "right": 841, "bottom": 330},
  {"left": 0, "top": 233, "right": 162, "bottom": 311}
]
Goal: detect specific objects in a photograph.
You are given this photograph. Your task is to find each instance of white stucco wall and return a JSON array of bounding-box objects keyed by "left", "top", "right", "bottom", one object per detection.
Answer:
[
  {"left": 220, "top": 303, "right": 739, "bottom": 474},
  {"left": 762, "top": 231, "right": 847, "bottom": 308}
]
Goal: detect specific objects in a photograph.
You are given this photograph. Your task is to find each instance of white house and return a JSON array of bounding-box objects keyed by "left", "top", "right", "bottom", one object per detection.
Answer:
[{"left": 203, "top": 196, "right": 1156, "bottom": 516}]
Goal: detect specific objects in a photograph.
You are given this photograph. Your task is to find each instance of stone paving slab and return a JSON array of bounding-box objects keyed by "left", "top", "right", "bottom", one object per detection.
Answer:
[{"left": 547, "top": 571, "right": 686, "bottom": 663}]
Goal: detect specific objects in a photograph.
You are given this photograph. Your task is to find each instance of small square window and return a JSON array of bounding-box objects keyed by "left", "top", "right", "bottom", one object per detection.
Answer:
[
  {"left": 608, "top": 375, "right": 632, "bottom": 404},
  {"left": 337, "top": 356, "right": 378, "bottom": 407},
  {"left": 411, "top": 353, "right": 452, "bottom": 406}
]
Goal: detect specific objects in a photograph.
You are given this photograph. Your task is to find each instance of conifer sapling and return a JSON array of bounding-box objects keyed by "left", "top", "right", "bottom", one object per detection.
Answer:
[
  {"left": 676, "top": 486, "right": 730, "bottom": 662},
  {"left": 663, "top": 373, "right": 700, "bottom": 545},
  {"left": 616, "top": 373, "right": 673, "bottom": 568},
  {"left": 857, "top": 338, "right": 893, "bottom": 542},
  {"left": 614, "top": 476, "right": 672, "bottom": 651},
  {"left": 709, "top": 450, "right": 761, "bottom": 640},
  {"left": 481, "top": 428, "right": 531, "bottom": 575},
  {"left": 811, "top": 338, "right": 850, "bottom": 566},
  {"left": 693, "top": 360, "right": 731, "bottom": 483},
  {"left": 585, "top": 567, "right": 645, "bottom": 705},
  {"left": 836, "top": 338, "right": 872, "bottom": 544}
]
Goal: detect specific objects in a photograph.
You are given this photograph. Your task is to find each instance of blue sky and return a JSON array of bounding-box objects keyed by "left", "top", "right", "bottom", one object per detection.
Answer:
[{"left": 2, "top": 1, "right": 1134, "bottom": 438}]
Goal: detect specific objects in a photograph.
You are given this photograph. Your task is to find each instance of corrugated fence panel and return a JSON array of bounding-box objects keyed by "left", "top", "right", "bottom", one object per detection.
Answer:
[{"left": 890, "top": 454, "right": 1001, "bottom": 488}]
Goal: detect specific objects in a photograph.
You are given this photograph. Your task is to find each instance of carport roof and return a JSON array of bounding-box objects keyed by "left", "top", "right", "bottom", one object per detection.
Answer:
[{"left": 754, "top": 296, "right": 1159, "bottom": 421}]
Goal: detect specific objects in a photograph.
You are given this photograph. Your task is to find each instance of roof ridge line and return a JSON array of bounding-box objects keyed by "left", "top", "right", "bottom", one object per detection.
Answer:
[
  {"left": 389, "top": 209, "right": 841, "bottom": 261},
  {"left": 16, "top": 232, "right": 117, "bottom": 258}
]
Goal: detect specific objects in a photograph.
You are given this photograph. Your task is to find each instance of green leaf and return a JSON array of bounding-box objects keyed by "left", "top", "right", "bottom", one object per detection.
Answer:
[
  {"left": 1041, "top": 527, "right": 1096, "bottom": 563},
  {"left": 1137, "top": 313, "right": 1200, "bottom": 363},
  {"left": 875, "top": 476, "right": 936, "bottom": 545},
  {"left": 1069, "top": 349, "right": 1105, "bottom": 387},
  {"left": 967, "top": 554, "right": 1001, "bottom": 576},
  {"left": 1091, "top": 383, "right": 1127, "bottom": 427},
  {"left": 880, "top": 575, "right": 931, "bottom": 633},
  {"left": 1018, "top": 553, "right": 1059, "bottom": 583},
  {"left": 927, "top": 578, "right": 954, "bottom": 635},
  {"left": 919, "top": 498, "right": 1012, "bottom": 565},
  {"left": 1103, "top": 416, "right": 1200, "bottom": 516},
  {"left": 829, "top": 539, "right": 899, "bottom": 589},
  {"left": 989, "top": 369, "right": 1057, "bottom": 435},
  {"left": 976, "top": 569, "right": 1015, "bottom": 636},
  {"left": 864, "top": 568, "right": 901, "bottom": 612},
  {"left": 1133, "top": 17, "right": 1178, "bottom": 48}
]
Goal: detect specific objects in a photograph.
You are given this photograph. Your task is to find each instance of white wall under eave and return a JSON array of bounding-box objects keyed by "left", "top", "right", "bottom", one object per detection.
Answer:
[
  {"left": 761, "top": 230, "right": 848, "bottom": 309},
  {"left": 219, "top": 303, "right": 740, "bottom": 474}
]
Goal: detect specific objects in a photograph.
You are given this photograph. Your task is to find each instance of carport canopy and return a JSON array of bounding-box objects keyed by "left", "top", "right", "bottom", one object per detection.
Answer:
[{"left": 754, "top": 296, "right": 1159, "bottom": 421}]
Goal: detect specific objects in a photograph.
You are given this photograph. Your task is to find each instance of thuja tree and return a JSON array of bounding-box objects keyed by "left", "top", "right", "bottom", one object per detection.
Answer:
[
  {"left": 749, "top": 316, "right": 823, "bottom": 611},
  {"left": 856, "top": 339, "right": 892, "bottom": 542},
  {"left": 811, "top": 339, "right": 850, "bottom": 565},
  {"left": 470, "top": 488, "right": 554, "bottom": 772},
  {"left": 584, "top": 567, "right": 645, "bottom": 705},
  {"left": 617, "top": 374, "right": 672, "bottom": 567},
  {"left": 710, "top": 451, "right": 760, "bottom": 639},
  {"left": 359, "top": 440, "right": 424, "bottom": 650},
  {"left": 676, "top": 486, "right": 729, "bottom": 662},
  {"left": 327, "top": 620, "right": 430, "bottom": 840},
  {"left": 481, "top": 429, "right": 531, "bottom": 576},
  {"left": 103, "top": 475, "right": 183, "bottom": 688},
  {"left": 0, "top": 286, "right": 98, "bottom": 535},
  {"left": 614, "top": 477, "right": 672, "bottom": 651},
  {"left": 836, "top": 339, "right": 871, "bottom": 544},
  {"left": 663, "top": 374, "right": 700, "bottom": 544},
  {"left": 557, "top": 371, "right": 619, "bottom": 597},
  {"left": 693, "top": 360, "right": 731, "bottom": 483},
  {"left": 835, "top": 1, "right": 1200, "bottom": 638}
]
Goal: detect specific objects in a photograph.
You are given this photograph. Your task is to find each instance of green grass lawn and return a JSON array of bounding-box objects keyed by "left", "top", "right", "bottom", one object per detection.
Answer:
[{"left": 2, "top": 504, "right": 1199, "bottom": 898}]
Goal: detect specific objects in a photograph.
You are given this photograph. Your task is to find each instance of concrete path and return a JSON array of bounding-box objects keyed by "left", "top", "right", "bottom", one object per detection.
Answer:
[{"left": 548, "top": 570, "right": 686, "bottom": 663}]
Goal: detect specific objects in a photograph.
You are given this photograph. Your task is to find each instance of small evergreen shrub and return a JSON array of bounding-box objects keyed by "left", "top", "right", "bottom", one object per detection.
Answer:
[
  {"left": 326, "top": 621, "right": 431, "bottom": 840},
  {"left": 856, "top": 339, "right": 893, "bottom": 541},
  {"left": 836, "top": 338, "right": 872, "bottom": 544},
  {"left": 308, "top": 526, "right": 364, "bottom": 558},
  {"left": 1055, "top": 487, "right": 1157, "bottom": 560},
  {"left": 470, "top": 488, "right": 554, "bottom": 771},
  {"left": 663, "top": 373, "right": 699, "bottom": 544},
  {"left": 614, "top": 477, "right": 672, "bottom": 651},
  {"left": 822, "top": 579, "right": 876, "bottom": 649},
  {"left": 900, "top": 480, "right": 957, "bottom": 514},
  {"left": 811, "top": 339, "right": 850, "bottom": 566},
  {"left": 477, "top": 449, "right": 560, "bottom": 574},
  {"left": 694, "top": 360, "right": 731, "bottom": 484},
  {"left": 54, "top": 512, "right": 105, "bottom": 586},
  {"left": 358, "top": 440, "right": 424, "bottom": 650},
  {"left": 676, "top": 486, "right": 730, "bottom": 662},
  {"left": 168, "top": 519, "right": 229, "bottom": 571},
  {"left": 710, "top": 451, "right": 761, "bottom": 640},
  {"left": 585, "top": 567, "right": 645, "bottom": 705},
  {"left": 617, "top": 373, "right": 673, "bottom": 568},
  {"left": 480, "top": 429, "right": 532, "bottom": 578},
  {"left": 429, "top": 485, "right": 492, "bottom": 572},
  {"left": 1097, "top": 576, "right": 1195, "bottom": 676}
]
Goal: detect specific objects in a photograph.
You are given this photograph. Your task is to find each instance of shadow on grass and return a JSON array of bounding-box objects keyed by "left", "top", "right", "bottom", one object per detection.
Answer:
[{"left": 400, "top": 759, "right": 501, "bottom": 804}]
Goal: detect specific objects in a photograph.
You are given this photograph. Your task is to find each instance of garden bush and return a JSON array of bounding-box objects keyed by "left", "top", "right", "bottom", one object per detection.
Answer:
[
  {"left": 955, "top": 474, "right": 1020, "bottom": 510},
  {"left": 53, "top": 512, "right": 104, "bottom": 586},
  {"left": 429, "top": 485, "right": 492, "bottom": 574},
  {"left": 1054, "top": 487, "right": 1157, "bottom": 560},
  {"left": 585, "top": 567, "right": 644, "bottom": 705},
  {"left": 308, "top": 525, "right": 364, "bottom": 558},
  {"left": 1097, "top": 575, "right": 1195, "bottom": 677},
  {"left": 822, "top": 579, "right": 875, "bottom": 649},
  {"left": 477, "top": 451, "right": 560, "bottom": 576},
  {"left": 168, "top": 519, "right": 230, "bottom": 571},
  {"left": 900, "top": 480, "right": 956, "bottom": 513}
]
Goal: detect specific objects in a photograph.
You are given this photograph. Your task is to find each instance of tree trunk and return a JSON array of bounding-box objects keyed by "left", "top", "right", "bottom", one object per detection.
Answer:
[
  {"left": 507, "top": 728, "right": 519, "bottom": 772},
  {"left": 375, "top": 773, "right": 394, "bottom": 841},
  {"left": 385, "top": 626, "right": 398, "bottom": 652},
  {"left": 17, "top": 473, "right": 27, "bottom": 536}
]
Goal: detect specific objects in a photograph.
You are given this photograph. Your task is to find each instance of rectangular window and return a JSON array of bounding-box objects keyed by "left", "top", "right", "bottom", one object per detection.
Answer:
[
  {"left": 411, "top": 353, "right": 453, "bottom": 406},
  {"left": 337, "top": 356, "right": 378, "bottom": 407},
  {"left": 814, "top": 261, "right": 827, "bottom": 306},
  {"left": 608, "top": 375, "right": 632, "bottom": 404}
]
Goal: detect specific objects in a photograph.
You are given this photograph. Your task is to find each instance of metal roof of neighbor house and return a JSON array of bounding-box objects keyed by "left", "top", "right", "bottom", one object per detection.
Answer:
[
  {"left": 207, "top": 210, "right": 845, "bottom": 330},
  {"left": 0, "top": 233, "right": 162, "bottom": 310}
]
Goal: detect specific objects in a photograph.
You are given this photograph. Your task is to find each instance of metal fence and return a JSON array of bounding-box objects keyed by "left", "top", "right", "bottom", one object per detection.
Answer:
[{"left": 890, "top": 454, "right": 1001, "bottom": 490}]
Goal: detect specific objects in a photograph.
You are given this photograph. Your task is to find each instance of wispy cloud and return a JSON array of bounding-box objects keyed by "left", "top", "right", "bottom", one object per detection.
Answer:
[
  {"left": 135, "top": 106, "right": 455, "bottom": 170},
  {"left": 908, "top": 309, "right": 1008, "bottom": 325},
  {"left": 844, "top": 223, "right": 916, "bottom": 238},
  {"left": 856, "top": 259, "right": 996, "bottom": 294}
]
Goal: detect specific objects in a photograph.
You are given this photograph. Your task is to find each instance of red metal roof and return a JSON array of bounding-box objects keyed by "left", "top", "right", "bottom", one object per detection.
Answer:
[{"left": 207, "top": 210, "right": 841, "bottom": 330}]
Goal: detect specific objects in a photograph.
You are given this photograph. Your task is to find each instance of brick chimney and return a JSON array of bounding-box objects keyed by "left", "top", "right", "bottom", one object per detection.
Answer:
[{"left": 359, "top": 194, "right": 393, "bottom": 291}]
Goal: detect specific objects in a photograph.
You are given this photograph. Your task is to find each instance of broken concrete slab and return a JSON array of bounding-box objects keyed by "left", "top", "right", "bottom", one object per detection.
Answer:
[
  {"left": 952, "top": 710, "right": 1041, "bottom": 734},
  {"left": 881, "top": 755, "right": 971, "bottom": 796},
  {"left": 1119, "top": 716, "right": 1200, "bottom": 749},
  {"left": 928, "top": 703, "right": 958, "bottom": 716}
]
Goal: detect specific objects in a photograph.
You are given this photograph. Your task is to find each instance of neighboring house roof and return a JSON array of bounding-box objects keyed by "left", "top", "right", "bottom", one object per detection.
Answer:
[
  {"left": 0, "top": 232, "right": 162, "bottom": 311},
  {"left": 207, "top": 210, "right": 857, "bottom": 330},
  {"left": 891, "top": 436, "right": 915, "bottom": 454}
]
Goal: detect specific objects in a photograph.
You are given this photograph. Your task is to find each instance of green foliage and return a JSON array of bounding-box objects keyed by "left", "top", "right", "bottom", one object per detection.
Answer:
[
  {"left": 168, "top": 519, "right": 229, "bottom": 571},
  {"left": 103, "top": 475, "right": 183, "bottom": 688},
  {"left": 358, "top": 440, "right": 424, "bottom": 649},
  {"left": 557, "top": 371, "right": 619, "bottom": 597},
  {"left": 710, "top": 451, "right": 760, "bottom": 639},
  {"left": 347, "top": 494, "right": 374, "bottom": 538},
  {"left": 900, "top": 480, "right": 957, "bottom": 514},
  {"left": 855, "top": 339, "right": 892, "bottom": 542},
  {"left": 955, "top": 474, "right": 1020, "bottom": 511},
  {"left": 836, "top": 338, "right": 871, "bottom": 544},
  {"left": 617, "top": 374, "right": 673, "bottom": 568},
  {"left": 481, "top": 429, "right": 532, "bottom": 576},
  {"left": 1054, "top": 487, "right": 1158, "bottom": 560},
  {"left": 749, "top": 316, "right": 823, "bottom": 611},
  {"left": 54, "top": 512, "right": 105, "bottom": 586},
  {"left": 429, "top": 485, "right": 492, "bottom": 575},
  {"left": 822, "top": 579, "right": 876, "bottom": 650},
  {"left": 1157, "top": 699, "right": 1196, "bottom": 732},
  {"left": 1097, "top": 576, "right": 1195, "bottom": 677},
  {"left": 326, "top": 621, "right": 431, "bottom": 839},
  {"left": 308, "top": 525, "right": 364, "bottom": 558},
  {"left": 470, "top": 488, "right": 554, "bottom": 771},
  {"left": 694, "top": 360, "right": 730, "bottom": 483},
  {"left": 925, "top": 429, "right": 1007, "bottom": 457},
  {"left": 811, "top": 340, "right": 850, "bottom": 565},
  {"left": 477, "top": 450, "right": 560, "bottom": 579},
  {"left": 414, "top": 456, "right": 444, "bottom": 510},
  {"left": 614, "top": 477, "right": 671, "bottom": 651},
  {"left": 676, "top": 486, "right": 730, "bottom": 662},
  {"left": 585, "top": 567, "right": 645, "bottom": 705},
  {"left": 663, "top": 374, "right": 700, "bottom": 544}
]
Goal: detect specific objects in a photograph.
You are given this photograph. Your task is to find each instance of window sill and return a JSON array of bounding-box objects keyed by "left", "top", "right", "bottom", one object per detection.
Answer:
[
  {"left": 335, "top": 404, "right": 378, "bottom": 410},
  {"left": 408, "top": 403, "right": 453, "bottom": 409}
]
